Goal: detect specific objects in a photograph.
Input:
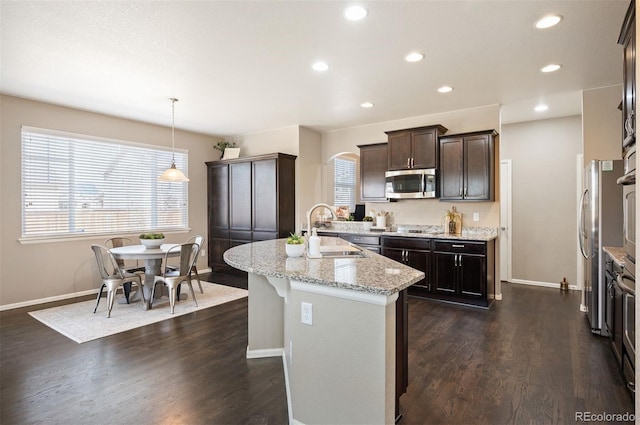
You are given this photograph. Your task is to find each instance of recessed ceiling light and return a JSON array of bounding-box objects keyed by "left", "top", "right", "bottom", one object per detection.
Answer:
[
  {"left": 535, "top": 15, "right": 562, "bottom": 29},
  {"left": 405, "top": 52, "right": 425, "bottom": 63},
  {"left": 344, "top": 5, "right": 368, "bottom": 21},
  {"left": 541, "top": 64, "right": 562, "bottom": 73},
  {"left": 438, "top": 86, "right": 453, "bottom": 93},
  {"left": 360, "top": 102, "right": 374, "bottom": 108},
  {"left": 312, "top": 61, "right": 329, "bottom": 72},
  {"left": 534, "top": 104, "right": 549, "bottom": 112}
]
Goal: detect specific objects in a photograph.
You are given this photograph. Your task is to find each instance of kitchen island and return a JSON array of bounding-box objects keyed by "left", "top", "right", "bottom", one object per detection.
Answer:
[{"left": 224, "top": 237, "right": 424, "bottom": 425}]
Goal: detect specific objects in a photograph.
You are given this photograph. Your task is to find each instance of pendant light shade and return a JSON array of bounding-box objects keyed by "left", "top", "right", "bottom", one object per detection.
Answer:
[{"left": 159, "top": 98, "right": 189, "bottom": 182}]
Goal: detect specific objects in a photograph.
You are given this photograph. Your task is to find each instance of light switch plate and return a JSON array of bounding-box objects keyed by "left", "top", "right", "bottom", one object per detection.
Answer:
[{"left": 301, "top": 302, "right": 313, "bottom": 325}]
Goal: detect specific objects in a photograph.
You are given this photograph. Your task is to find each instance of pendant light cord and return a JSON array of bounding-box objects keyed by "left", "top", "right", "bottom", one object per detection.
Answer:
[{"left": 170, "top": 97, "right": 178, "bottom": 162}]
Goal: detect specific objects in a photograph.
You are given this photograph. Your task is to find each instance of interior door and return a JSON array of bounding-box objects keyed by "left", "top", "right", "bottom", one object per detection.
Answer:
[{"left": 500, "top": 160, "right": 511, "bottom": 282}]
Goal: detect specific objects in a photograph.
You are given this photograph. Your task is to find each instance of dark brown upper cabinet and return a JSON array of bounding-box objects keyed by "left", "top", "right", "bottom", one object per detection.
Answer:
[
  {"left": 439, "top": 130, "right": 497, "bottom": 201},
  {"left": 385, "top": 125, "right": 448, "bottom": 171},
  {"left": 358, "top": 143, "right": 388, "bottom": 202},
  {"left": 618, "top": 0, "right": 635, "bottom": 153}
]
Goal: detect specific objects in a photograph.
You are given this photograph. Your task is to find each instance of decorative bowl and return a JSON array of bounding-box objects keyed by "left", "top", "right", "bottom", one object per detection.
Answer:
[
  {"left": 286, "top": 243, "right": 306, "bottom": 258},
  {"left": 140, "top": 238, "right": 165, "bottom": 249}
]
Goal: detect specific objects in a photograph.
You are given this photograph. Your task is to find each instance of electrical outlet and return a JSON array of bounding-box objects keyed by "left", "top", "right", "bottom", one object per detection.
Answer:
[
  {"left": 301, "top": 302, "right": 313, "bottom": 325},
  {"left": 473, "top": 212, "right": 480, "bottom": 222},
  {"left": 200, "top": 249, "right": 206, "bottom": 257}
]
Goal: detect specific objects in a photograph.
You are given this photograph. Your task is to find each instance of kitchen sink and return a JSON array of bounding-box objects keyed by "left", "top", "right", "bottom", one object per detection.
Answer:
[
  {"left": 318, "top": 245, "right": 366, "bottom": 258},
  {"left": 320, "top": 250, "right": 366, "bottom": 258}
]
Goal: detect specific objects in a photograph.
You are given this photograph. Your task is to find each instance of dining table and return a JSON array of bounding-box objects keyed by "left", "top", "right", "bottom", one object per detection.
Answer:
[{"left": 109, "top": 243, "right": 182, "bottom": 308}]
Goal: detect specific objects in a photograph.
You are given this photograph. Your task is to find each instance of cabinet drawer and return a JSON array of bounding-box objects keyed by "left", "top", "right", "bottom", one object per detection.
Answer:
[
  {"left": 433, "top": 240, "right": 486, "bottom": 254},
  {"left": 339, "top": 234, "right": 381, "bottom": 246},
  {"left": 383, "top": 237, "right": 431, "bottom": 250}
]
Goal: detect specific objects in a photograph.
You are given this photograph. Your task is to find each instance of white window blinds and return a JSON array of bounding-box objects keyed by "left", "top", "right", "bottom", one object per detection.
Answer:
[
  {"left": 21, "top": 126, "right": 189, "bottom": 241},
  {"left": 334, "top": 157, "right": 356, "bottom": 212}
]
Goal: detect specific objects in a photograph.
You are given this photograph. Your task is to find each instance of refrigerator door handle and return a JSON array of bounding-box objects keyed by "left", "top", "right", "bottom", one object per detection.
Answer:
[{"left": 578, "top": 188, "right": 589, "bottom": 259}]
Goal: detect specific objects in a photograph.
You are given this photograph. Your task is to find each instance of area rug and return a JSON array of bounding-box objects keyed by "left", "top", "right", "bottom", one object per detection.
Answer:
[{"left": 28, "top": 282, "right": 247, "bottom": 344}]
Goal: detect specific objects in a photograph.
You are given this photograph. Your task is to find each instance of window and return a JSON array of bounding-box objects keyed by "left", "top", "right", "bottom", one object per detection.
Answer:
[
  {"left": 21, "top": 126, "right": 189, "bottom": 241},
  {"left": 334, "top": 157, "right": 356, "bottom": 212}
]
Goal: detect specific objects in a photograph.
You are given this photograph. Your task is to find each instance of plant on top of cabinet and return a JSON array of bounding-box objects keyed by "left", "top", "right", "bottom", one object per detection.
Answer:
[{"left": 385, "top": 125, "right": 448, "bottom": 171}]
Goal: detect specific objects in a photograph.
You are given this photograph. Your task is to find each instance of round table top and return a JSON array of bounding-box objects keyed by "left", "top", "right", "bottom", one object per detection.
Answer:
[{"left": 109, "top": 243, "right": 180, "bottom": 260}]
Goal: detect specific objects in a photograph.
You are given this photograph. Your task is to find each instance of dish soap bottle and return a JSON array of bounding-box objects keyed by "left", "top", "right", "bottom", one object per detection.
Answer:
[{"left": 308, "top": 228, "right": 321, "bottom": 257}]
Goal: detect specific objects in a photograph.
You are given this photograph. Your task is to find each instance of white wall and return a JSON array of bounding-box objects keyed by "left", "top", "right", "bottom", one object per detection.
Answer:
[
  {"left": 501, "top": 116, "right": 582, "bottom": 286},
  {"left": 0, "top": 95, "right": 218, "bottom": 308},
  {"left": 583, "top": 85, "right": 623, "bottom": 164}
]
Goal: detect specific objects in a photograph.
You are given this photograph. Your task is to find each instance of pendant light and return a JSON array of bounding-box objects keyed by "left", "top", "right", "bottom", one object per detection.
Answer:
[{"left": 158, "top": 97, "right": 189, "bottom": 182}]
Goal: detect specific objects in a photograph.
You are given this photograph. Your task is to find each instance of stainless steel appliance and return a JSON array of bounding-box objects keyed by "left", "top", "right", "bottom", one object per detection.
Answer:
[
  {"left": 619, "top": 145, "right": 636, "bottom": 277},
  {"left": 385, "top": 169, "right": 436, "bottom": 199},
  {"left": 579, "top": 159, "right": 624, "bottom": 336}
]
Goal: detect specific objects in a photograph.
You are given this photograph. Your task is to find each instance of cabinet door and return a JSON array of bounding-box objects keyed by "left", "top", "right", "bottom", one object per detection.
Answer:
[
  {"left": 432, "top": 251, "right": 457, "bottom": 295},
  {"left": 388, "top": 132, "right": 412, "bottom": 170},
  {"left": 439, "top": 137, "right": 464, "bottom": 200},
  {"left": 359, "top": 144, "right": 388, "bottom": 201},
  {"left": 405, "top": 250, "right": 431, "bottom": 295},
  {"left": 459, "top": 254, "right": 486, "bottom": 298},
  {"left": 253, "top": 158, "right": 277, "bottom": 233},
  {"left": 208, "top": 163, "right": 229, "bottom": 237},
  {"left": 210, "top": 237, "right": 230, "bottom": 269},
  {"left": 411, "top": 129, "right": 437, "bottom": 169},
  {"left": 464, "top": 135, "right": 491, "bottom": 200},
  {"left": 229, "top": 162, "right": 252, "bottom": 231}
]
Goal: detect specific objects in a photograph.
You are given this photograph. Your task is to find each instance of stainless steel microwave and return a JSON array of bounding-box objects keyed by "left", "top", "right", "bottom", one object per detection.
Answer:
[{"left": 385, "top": 169, "right": 437, "bottom": 199}]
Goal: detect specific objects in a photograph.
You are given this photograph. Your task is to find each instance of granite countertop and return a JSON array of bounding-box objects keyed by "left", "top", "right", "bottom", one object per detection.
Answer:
[
  {"left": 313, "top": 223, "right": 498, "bottom": 241},
  {"left": 603, "top": 246, "right": 626, "bottom": 268},
  {"left": 223, "top": 237, "right": 425, "bottom": 296}
]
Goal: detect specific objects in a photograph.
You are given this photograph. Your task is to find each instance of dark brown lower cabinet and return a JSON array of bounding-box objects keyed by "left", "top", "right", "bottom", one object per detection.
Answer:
[
  {"left": 431, "top": 239, "right": 494, "bottom": 307},
  {"left": 381, "top": 237, "right": 430, "bottom": 297}
]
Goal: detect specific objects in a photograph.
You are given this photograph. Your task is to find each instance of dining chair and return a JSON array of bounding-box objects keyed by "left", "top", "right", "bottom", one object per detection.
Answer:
[
  {"left": 186, "top": 235, "right": 205, "bottom": 293},
  {"left": 105, "top": 237, "right": 145, "bottom": 302},
  {"left": 91, "top": 244, "right": 146, "bottom": 318},
  {"left": 165, "top": 235, "right": 205, "bottom": 294},
  {"left": 150, "top": 243, "right": 199, "bottom": 314}
]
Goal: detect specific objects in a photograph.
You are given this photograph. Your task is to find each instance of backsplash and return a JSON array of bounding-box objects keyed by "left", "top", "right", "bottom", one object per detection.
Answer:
[{"left": 364, "top": 199, "right": 499, "bottom": 228}]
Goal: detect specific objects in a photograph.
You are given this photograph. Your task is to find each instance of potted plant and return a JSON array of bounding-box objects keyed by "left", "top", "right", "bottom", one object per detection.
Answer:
[
  {"left": 362, "top": 216, "right": 374, "bottom": 231},
  {"left": 139, "top": 232, "right": 165, "bottom": 249},
  {"left": 285, "top": 232, "right": 306, "bottom": 257},
  {"left": 214, "top": 139, "right": 236, "bottom": 158}
]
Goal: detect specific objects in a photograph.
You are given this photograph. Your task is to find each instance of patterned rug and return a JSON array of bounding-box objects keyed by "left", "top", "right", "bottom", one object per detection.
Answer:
[{"left": 28, "top": 281, "right": 247, "bottom": 343}]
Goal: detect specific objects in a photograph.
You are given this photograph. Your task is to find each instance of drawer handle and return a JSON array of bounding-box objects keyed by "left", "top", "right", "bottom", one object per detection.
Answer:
[{"left": 452, "top": 244, "right": 465, "bottom": 248}]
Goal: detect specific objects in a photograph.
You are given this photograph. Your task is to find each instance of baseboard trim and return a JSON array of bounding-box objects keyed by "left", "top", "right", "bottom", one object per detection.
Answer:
[
  {"left": 1, "top": 267, "right": 213, "bottom": 312},
  {"left": 0, "top": 288, "right": 100, "bottom": 312},
  {"left": 510, "top": 278, "right": 579, "bottom": 290},
  {"left": 246, "top": 347, "right": 284, "bottom": 359}
]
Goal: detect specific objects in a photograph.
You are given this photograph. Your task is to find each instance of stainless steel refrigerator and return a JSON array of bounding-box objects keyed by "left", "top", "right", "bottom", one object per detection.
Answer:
[{"left": 579, "top": 159, "right": 624, "bottom": 336}]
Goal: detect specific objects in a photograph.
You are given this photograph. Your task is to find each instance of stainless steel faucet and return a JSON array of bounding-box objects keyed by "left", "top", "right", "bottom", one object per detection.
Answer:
[{"left": 306, "top": 203, "right": 336, "bottom": 234}]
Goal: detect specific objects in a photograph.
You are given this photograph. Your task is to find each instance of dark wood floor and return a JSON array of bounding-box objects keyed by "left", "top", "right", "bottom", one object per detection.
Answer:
[{"left": 0, "top": 273, "right": 633, "bottom": 425}]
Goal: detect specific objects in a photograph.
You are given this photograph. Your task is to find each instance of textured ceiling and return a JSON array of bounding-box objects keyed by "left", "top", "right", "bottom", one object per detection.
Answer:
[{"left": 0, "top": 1, "right": 630, "bottom": 136}]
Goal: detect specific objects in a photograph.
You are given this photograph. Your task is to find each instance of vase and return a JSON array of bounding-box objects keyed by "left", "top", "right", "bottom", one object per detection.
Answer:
[
  {"left": 140, "top": 238, "right": 164, "bottom": 249},
  {"left": 362, "top": 222, "right": 373, "bottom": 232},
  {"left": 286, "top": 243, "right": 306, "bottom": 258}
]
